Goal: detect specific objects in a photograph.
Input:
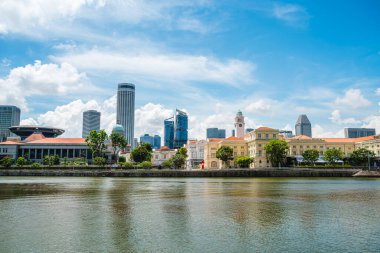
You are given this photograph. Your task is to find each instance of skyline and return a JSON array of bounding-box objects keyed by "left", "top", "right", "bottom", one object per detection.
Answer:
[{"left": 0, "top": 1, "right": 380, "bottom": 139}]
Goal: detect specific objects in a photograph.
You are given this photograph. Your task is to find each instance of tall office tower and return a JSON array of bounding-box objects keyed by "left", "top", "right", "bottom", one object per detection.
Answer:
[
  {"left": 133, "top": 138, "right": 138, "bottom": 148},
  {"left": 116, "top": 83, "right": 135, "bottom": 146},
  {"left": 82, "top": 110, "right": 101, "bottom": 138},
  {"left": 295, "top": 114, "right": 312, "bottom": 137},
  {"left": 232, "top": 129, "right": 235, "bottom": 137},
  {"left": 344, "top": 128, "right": 376, "bottom": 138},
  {"left": 246, "top": 128, "right": 254, "bottom": 133},
  {"left": 153, "top": 135, "right": 161, "bottom": 149},
  {"left": 218, "top": 129, "right": 226, "bottom": 138},
  {"left": 234, "top": 110, "right": 245, "bottom": 138},
  {"left": 206, "top": 128, "right": 219, "bottom": 138},
  {"left": 164, "top": 118, "right": 174, "bottom": 149},
  {"left": 174, "top": 109, "right": 188, "bottom": 148},
  {"left": 0, "top": 105, "right": 20, "bottom": 142},
  {"left": 140, "top": 134, "right": 154, "bottom": 147}
]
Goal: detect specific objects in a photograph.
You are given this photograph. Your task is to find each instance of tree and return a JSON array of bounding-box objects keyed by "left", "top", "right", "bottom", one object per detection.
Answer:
[
  {"left": 349, "top": 148, "right": 375, "bottom": 166},
  {"left": 85, "top": 130, "right": 108, "bottom": 158},
  {"left": 171, "top": 154, "right": 186, "bottom": 169},
  {"left": 94, "top": 157, "right": 107, "bottom": 166},
  {"left": 161, "top": 159, "right": 173, "bottom": 169},
  {"left": 109, "top": 132, "right": 127, "bottom": 163},
  {"left": 216, "top": 146, "right": 234, "bottom": 168},
  {"left": 302, "top": 149, "right": 320, "bottom": 165},
  {"left": 1, "top": 157, "right": 14, "bottom": 168},
  {"left": 141, "top": 143, "right": 152, "bottom": 152},
  {"left": 264, "top": 139, "right": 289, "bottom": 167},
  {"left": 131, "top": 144, "right": 152, "bottom": 163},
  {"left": 42, "top": 155, "right": 60, "bottom": 167},
  {"left": 177, "top": 147, "right": 188, "bottom": 158},
  {"left": 139, "top": 161, "right": 152, "bottom": 169},
  {"left": 323, "top": 148, "right": 344, "bottom": 164},
  {"left": 235, "top": 156, "right": 254, "bottom": 168},
  {"left": 16, "top": 157, "right": 27, "bottom": 167}
]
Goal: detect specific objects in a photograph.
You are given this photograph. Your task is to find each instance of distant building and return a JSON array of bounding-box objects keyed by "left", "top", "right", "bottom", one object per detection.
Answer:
[
  {"left": 164, "top": 118, "right": 174, "bottom": 149},
  {"left": 133, "top": 138, "right": 138, "bottom": 149},
  {"left": 218, "top": 129, "right": 226, "bottom": 138},
  {"left": 10, "top": 125, "right": 64, "bottom": 140},
  {"left": 140, "top": 134, "right": 154, "bottom": 147},
  {"left": 246, "top": 128, "right": 254, "bottom": 133},
  {"left": 206, "top": 128, "right": 219, "bottom": 138},
  {"left": 232, "top": 129, "right": 235, "bottom": 137},
  {"left": 279, "top": 130, "right": 294, "bottom": 138},
  {"left": 344, "top": 128, "right": 376, "bottom": 138},
  {"left": 174, "top": 109, "right": 188, "bottom": 148},
  {"left": 112, "top": 124, "right": 125, "bottom": 137},
  {"left": 152, "top": 146, "right": 177, "bottom": 166},
  {"left": 0, "top": 105, "right": 20, "bottom": 142},
  {"left": 185, "top": 140, "right": 206, "bottom": 169},
  {"left": 234, "top": 111, "right": 245, "bottom": 138},
  {"left": 82, "top": 110, "right": 100, "bottom": 138},
  {"left": 153, "top": 135, "right": 161, "bottom": 149},
  {"left": 295, "top": 114, "right": 312, "bottom": 137},
  {"left": 116, "top": 83, "right": 135, "bottom": 146}
]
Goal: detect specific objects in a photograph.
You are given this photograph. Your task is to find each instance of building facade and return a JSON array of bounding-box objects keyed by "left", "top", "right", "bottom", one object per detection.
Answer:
[
  {"left": 218, "top": 129, "right": 226, "bottom": 138},
  {"left": 140, "top": 134, "right": 160, "bottom": 149},
  {"left": 234, "top": 111, "right": 245, "bottom": 138},
  {"left": 295, "top": 114, "right": 312, "bottom": 137},
  {"left": 82, "top": 110, "right": 101, "bottom": 138},
  {"left": 164, "top": 118, "right": 174, "bottom": 149},
  {"left": 206, "top": 128, "right": 219, "bottom": 138},
  {"left": 153, "top": 135, "right": 161, "bottom": 149},
  {"left": 174, "top": 109, "right": 188, "bottom": 149},
  {"left": 0, "top": 105, "right": 20, "bottom": 142},
  {"left": 151, "top": 146, "right": 177, "bottom": 166},
  {"left": 344, "top": 128, "right": 376, "bottom": 138},
  {"left": 185, "top": 140, "right": 206, "bottom": 169},
  {"left": 116, "top": 83, "right": 135, "bottom": 146}
]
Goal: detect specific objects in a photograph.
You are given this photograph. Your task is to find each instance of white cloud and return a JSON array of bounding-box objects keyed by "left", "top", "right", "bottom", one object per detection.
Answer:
[
  {"left": 272, "top": 3, "right": 310, "bottom": 27},
  {"left": 51, "top": 49, "right": 256, "bottom": 86},
  {"left": 376, "top": 88, "right": 380, "bottom": 95},
  {"left": 245, "top": 99, "right": 275, "bottom": 114},
  {"left": 329, "top": 110, "right": 360, "bottom": 125},
  {"left": 135, "top": 103, "right": 173, "bottom": 138},
  {"left": 334, "top": 89, "right": 371, "bottom": 109},
  {"left": 362, "top": 115, "right": 380, "bottom": 135},
  {"left": 0, "top": 60, "right": 92, "bottom": 111},
  {"left": 312, "top": 124, "right": 344, "bottom": 138}
]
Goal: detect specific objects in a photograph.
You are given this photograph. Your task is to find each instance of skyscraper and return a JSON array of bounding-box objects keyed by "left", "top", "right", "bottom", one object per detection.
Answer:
[
  {"left": 295, "top": 114, "right": 312, "bottom": 137},
  {"left": 82, "top": 110, "right": 101, "bottom": 138},
  {"left": 206, "top": 128, "right": 219, "bottom": 138},
  {"left": 153, "top": 135, "right": 161, "bottom": 149},
  {"left": 164, "top": 117, "right": 174, "bottom": 149},
  {"left": 344, "top": 128, "right": 376, "bottom": 138},
  {"left": 234, "top": 110, "right": 245, "bottom": 138},
  {"left": 174, "top": 109, "right": 188, "bottom": 148},
  {"left": 0, "top": 105, "right": 20, "bottom": 142},
  {"left": 218, "top": 129, "right": 226, "bottom": 138},
  {"left": 116, "top": 83, "right": 135, "bottom": 146},
  {"left": 140, "top": 134, "right": 154, "bottom": 147}
]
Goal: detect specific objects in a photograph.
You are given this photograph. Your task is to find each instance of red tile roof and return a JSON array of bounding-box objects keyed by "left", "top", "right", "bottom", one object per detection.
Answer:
[
  {"left": 208, "top": 138, "right": 225, "bottom": 142},
  {"left": 157, "top": 146, "right": 174, "bottom": 151},
  {"left": 26, "top": 138, "right": 87, "bottom": 144},
  {"left": 256, "top": 126, "right": 276, "bottom": 131},
  {"left": 287, "top": 135, "right": 314, "bottom": 140},
  {"left": 24, "top": 133, "right": 46, "bottom": 142},
  {"left": 0, "top": 140, "right": 21, "bottom": 145},
  {"left": 224, "top": 136, "right": 244, "bottom": 141}
]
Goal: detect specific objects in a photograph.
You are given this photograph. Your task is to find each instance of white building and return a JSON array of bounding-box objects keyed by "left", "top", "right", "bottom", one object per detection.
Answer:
[
  {"left": 185, "top": 140, "right": 206, "bottom": 169},
  {"left": 151, "top": 146, "right": 177, "bottom": 166},
  {"left": 234, "top": 110, "right": 245, "bottom": 138}
]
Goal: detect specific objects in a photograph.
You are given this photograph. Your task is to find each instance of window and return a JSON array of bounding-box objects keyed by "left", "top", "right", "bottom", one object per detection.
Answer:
[
  {"left": 273, "top": 134, "right": 276, "bottom": 139},
  {"left": 266, "top": 134, "right": 269, "bottom": 139},
  {"left": 234, "top": 152, "right": 237, "bottom": 156},
  {"left": 258, "top": 134, "right": 262, "bottom": 139},
  {"left": 211, "top": 153, "right": 216, "bottom": 158},
  {"left": 293, "top": 146, "right": 296, "bottom": 148},
  {"left": 241, "top": 152, "right": 244, "bottom": 155},
  {"left": 313, "top": 146, "right": 316, "bottom": 149},
  {"left": 234, "top": 146, "right": 237, "bottom": 148},
  {"left": 320, "top": 146, "right": 323, "bottom": 149},
  {"left": 300, "top": 145, "right": 303, "bottom": 148},
  {"left": 211, "top": 161, "right": 217, "bottom": 167},
  {"left": 258, "top": 144, "right": 262, "bottom": 147},
  {"left": 306, "top": 146, "right": 309, "bottom": 148}
]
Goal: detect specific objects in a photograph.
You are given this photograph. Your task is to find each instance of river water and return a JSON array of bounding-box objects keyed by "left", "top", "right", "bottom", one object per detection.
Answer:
[{"left": 1, "top": 177, "right": 380, "bottom": 253}]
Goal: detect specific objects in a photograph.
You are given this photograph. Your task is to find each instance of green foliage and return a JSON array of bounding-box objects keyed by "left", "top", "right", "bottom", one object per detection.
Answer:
[
  {"left": 349, "top": 148, "right": 375, "bottom": 166},
  {"left": 216, "top": 146, "right": 234, "bottom": 168},
  {"left": 31, "top": 162, "right": 41, "bottom": 168},
  {"left": 131, "top": 144, "right": 152, "bottom": 163},
  {"left": 1, "top": 157, "right": 14, "bottom": 168},
  {"left": 16, "top": 157, "right": 27, "bottom": 167},
  {"left": 61, "top": 157, "right": 69, "bottom": 166},
  {"left": 93, "top": 157, "right": 107, "bottom": 166},
  {"left": 43, "top": 155, "right": 60, "bottom": 166},
  {"left": 141, "top": 143, "right": 152, "bottom": 152},
  {"left": 73, "top": 157, "right": 86, "bottom": 165},
  {"left": 85, "top": 130, "right": 108, "bottom": 158},
  {"left": 177, "top": 147, "right": 188, "bottom": 158},
  {"left": 235, "top": 156, "right": 254, "bottom": 168},
  {"left": 323, "top": 148, "right": 344, "bottom": 164},
  {"left": 109, "top": 132, "right": 127, "bottom": 163},
  {"left": 118, "top": 156, "right": 126, "bottom": 163},
  {"left": 161, "top": 159, "right": 173, "bottom": 169},
  {"left": 264, "top": 139, "right": 289, "bottom": 167},
  {"left": 122, "top": 162, "right": 134, "bottom": 170},
  {"left": 171, "top": 154, "right": 186, "bottom": 169},
  {"left": 302, "top": 149, "right": 320, "bottom": 165},
  {"left": 139, "top": 161, "right": 152, "bottom": 169}
]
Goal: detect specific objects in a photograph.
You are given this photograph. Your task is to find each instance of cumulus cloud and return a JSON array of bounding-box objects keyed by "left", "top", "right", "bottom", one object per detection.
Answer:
[
  {"left": 245, "top": 99, "right": 276, "bottom": 114},
  {"left": 312, "top": 124, "right": 344, "bottom": 138},
  {"left": 135, "top": 103, "right": 173, "bottom": 137},
  {"left": 272, "top": 3, "right": 310, "bottom": 27},
  {"left": 0, "top": 60, "right": 92, "bottom": 111},
  {"left": 334, "top": 89, "right": 371, "bottom": 109},
  {"left": 329, "top": 110, "right": 360, "bottom": 125},
  {"left": 362, "top": 115, "right": 380, "bottom": 135}
]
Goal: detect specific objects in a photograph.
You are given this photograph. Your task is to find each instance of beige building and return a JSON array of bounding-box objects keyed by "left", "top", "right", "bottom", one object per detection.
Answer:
[{"left": 151, "top": 146, "right": 177, "bottom": 166}]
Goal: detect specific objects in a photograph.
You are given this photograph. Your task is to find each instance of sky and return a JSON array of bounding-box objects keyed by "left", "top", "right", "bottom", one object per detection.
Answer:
[{"left": 0, "top": 0, "right": 380, "bottom": 140}]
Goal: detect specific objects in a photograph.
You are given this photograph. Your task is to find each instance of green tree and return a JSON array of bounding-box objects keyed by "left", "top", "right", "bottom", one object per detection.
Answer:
[
  {"left": 0, "top": 157, "right": 14, "bottom": 168},
  {"left": 93, "top": 157, "right": 107, "bottom": 167},
  {"left": 264, "top": 139, "right": 289, "bottom": 167},
  {"left": 177, "top": 147, "right": 188, "bottom": 158},
  {"left": 349, "top": 148, "right": 375, "bottom": 166},
  {"left": 161, "top": 159, "right": 173, "bottom": 169},
  {"left": 131, "top": 144, "right": 152, "bottom": 163},
  {"left": 85, "top": 130, "right": 108, "bottom": 158},
  {"left": 302, "top": 149, "right": 320, "bottom": 165},
  {"left": 323, "top": 148, "right": 344, "bottom": 164},
  {"left": 139, "top": 161, "right": 152, "bottom": 169},
  {"left": 31, "top": 162, "right": 41, "bottom": 168},
  {"left": 122, "top": 162, "right": 134, "bottom": 170},
  {"left": 109, "top": 132, "right": 127, "bottom": 163},
  {"left": 171, "top": 154, "right": 186, "bottom": 169},
  {"left": 141, "top": 143, "right": 152, "bottom": 152},
  {"left": 235, "top": 156, "right": 254, "bottom": 168},
  {"left": 216, "top": 146, "right": 234, "bottom": 168},
  {"left": 16, "top": 157, "right": 26, "bottom": 167}
]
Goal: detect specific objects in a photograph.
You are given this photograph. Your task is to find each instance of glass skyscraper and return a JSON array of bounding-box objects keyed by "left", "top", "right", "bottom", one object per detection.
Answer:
[
  {"left": 295, "top": 114, "right": 312, "bottom": 137},
  {"left": 153, "top": 135, "right": 161, "bottom": 149},
  {"left": 344, "top": 128, "right": 376, "bottom": 138},
  {"left": 206, "top": 128, "right": 226, "bottom": 138},
  {"left": 0, "top": 105, "right": 20, "bottom": 142},
  {"left": 82, "top": 110, "right": 101, "bottom": 138},
  {"left": 174, "top": 109, "right": 188, "bottom": 149},
  {"left": 164, "top": 118, "right": 174, "bottom": 149},
  {"left": 116, "top": 83, "right": 135, "bottom": 146}
]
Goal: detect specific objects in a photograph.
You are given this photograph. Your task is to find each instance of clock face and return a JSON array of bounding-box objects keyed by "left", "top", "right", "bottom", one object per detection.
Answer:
[{"left": 239, "top": 124, "right": 242, "bottom": 127}]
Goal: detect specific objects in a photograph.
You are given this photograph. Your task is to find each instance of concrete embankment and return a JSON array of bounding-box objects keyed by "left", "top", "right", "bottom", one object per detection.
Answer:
[
  {"left": 0, "top": 168, "right": 361, "bottom": 177},
  {"left": 353, "top": 170, "right": 380, "bottom": 177}
]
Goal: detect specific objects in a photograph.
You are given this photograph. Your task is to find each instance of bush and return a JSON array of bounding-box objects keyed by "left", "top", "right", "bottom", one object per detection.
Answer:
[
  {"left": 122, "top": 162, "right": 134, "bottom": 170},
  {"left": 73, "top": 157, "right": 86, "bottom": 166},
  {"left": 235, "top": 156, "right": 254, "bottom": 168},
  {"left": 1, "top": 157, "right": 14, "bottom": 168},
  {"left": 140, "top": 161, "right": 152, "bottom": 170},
  {"left": 31, "top": 162, "right": 41, "bottom": 168},
  {"left": 171, "top": 154, "right": 186, "bottom": 170},
  {"left": 118, "top": 156, "right": 126, "bottom": 163},
  {"left": 16, "top": 157, "right": 26, "bottom": 167},
  {"left": 161, "top": 159, "right": 173, "bottom": 169},
  {"left": 93, "top": 157, "right": 107, "bottom": 166}
]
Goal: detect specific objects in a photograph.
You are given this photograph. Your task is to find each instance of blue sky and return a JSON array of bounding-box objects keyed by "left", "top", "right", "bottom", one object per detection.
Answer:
[{"left": 0, "top": 0, "right": 379, "bottom": 139}]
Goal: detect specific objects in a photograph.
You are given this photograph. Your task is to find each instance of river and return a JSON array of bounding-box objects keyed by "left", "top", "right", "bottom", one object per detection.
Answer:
[{"left": 1, "top": 177, "right": 380, "bottom": 252}]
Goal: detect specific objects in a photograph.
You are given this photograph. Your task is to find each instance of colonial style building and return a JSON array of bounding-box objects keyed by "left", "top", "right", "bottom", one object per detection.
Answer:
[
  {"left": 185, "top": 140, "right": 206, "bottom": 169},
  {"left": 151, "top": 146, "right": 177, "bottom": 166}
]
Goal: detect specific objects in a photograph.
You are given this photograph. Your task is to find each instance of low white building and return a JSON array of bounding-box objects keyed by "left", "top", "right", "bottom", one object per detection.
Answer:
[
  {"left": 185, "top": 140, "right": 206, "bottom": 169},
  {"left": 151, "top": 146, "right": 177, "bottom": 166}
]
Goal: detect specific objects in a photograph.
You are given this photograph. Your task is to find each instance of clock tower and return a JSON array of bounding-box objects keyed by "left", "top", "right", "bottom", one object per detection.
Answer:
[{"left": 234, "top": 110, "right": 245, "bottom": 138}]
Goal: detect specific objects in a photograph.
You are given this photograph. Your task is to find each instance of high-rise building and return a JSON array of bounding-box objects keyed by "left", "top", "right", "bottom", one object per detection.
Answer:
[
  {"left": 246, "top": 128, "right": 254, "bottom": 133},
  {"left": 206, "top": 128, "right": 219, "bottom": 138},
  {"left": 218, "top": 129, "right": 226, "bottom": 138},
  {"left": 164, "top": 118, "right": 174, "bottom": 149},
  {"left": 140, "top": 134, "right": 154, "bottom": 147},
  {"left": 82, "top": 110, "right": 101, "bottom": 138},
  {"left": 174, "top": 109, "right": 188, "bottom": 148},
  {"left": 234, "top": 110, "right": 245, "bottom": 138},
  {"left": 153, "top": 135, "right": 161, "bottom": 149},
  {"left": 279, "top": 130, "right": 295, "bottom": 138},
  {"left": 295, "top": 114, "right": 312, "bottom": 137},
  {"left": 0, "top": 105, "right": 20, "bottom": 141},
  {"left": 344, "top": 128, "right": 376, "bottom": 138},
  {"left": 116, "top": 83, "right": 135, "bottom": 146},
  {"left": 232, "top": 129, "right": 235, "bottom": 137}
]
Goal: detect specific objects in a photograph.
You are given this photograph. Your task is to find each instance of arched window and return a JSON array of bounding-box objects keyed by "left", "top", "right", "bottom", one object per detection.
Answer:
[{"left": 211, "top": 161, "right": 217, "bottom": 167}]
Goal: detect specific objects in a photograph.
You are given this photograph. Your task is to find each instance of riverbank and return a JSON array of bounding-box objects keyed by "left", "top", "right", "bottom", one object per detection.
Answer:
[{"left": 0, "top": 167, "right": 364, "bottom": 177}]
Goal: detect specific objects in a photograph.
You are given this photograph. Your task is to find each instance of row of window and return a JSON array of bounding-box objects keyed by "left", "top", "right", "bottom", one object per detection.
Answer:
[{"left": 256, "top": 133, "right": 276, "bottom": 139}]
